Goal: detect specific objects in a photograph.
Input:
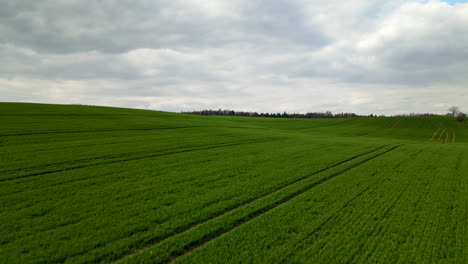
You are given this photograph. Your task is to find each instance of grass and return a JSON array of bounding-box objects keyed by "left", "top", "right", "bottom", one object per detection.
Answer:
[{"left": 0, "top": 102, "right": 467, "bottom": 263}]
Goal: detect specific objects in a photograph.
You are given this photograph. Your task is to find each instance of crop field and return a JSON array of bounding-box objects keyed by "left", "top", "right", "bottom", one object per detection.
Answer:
[{"left": 1, "top": 102, "right": 467, "bottom": 264}]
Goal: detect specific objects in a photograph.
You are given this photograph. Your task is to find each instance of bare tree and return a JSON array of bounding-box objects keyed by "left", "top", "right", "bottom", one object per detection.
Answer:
[{"left": 448, "top": 106, "right": 460, "bottom": 117}]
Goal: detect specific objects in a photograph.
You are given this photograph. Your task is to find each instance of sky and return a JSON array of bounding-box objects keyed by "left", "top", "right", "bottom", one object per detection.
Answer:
[
  {"left": 1, "top": 0, "right": 467, "bottom": 115},
  {"left": 443, "top": 0, "right": 468, "bottom": 4}
]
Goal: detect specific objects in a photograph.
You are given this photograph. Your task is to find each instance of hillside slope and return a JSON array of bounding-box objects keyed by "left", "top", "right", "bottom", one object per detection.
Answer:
[{"left": 0, "top": 103, "right": 467, "bottom": 264}]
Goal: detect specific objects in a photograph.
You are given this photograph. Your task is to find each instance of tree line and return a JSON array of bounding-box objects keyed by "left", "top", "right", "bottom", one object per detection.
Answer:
[
  {"left": 183, "top": 109, "right": 376, "bottom": 118},
  {"left": 182, "top": 106, "right": 466, "bottom": 122}
]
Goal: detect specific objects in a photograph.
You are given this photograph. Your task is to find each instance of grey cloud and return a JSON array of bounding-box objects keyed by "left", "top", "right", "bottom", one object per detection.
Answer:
[
  {"left": 1, "top": 0, "right": 192, "bottom": 53},
  {"left": 0, "top": 45, "right": 142, "bottom": 80},
  {"left": 237, "top": 1, "right": 330, "bottom": 48},
  {"left": 0, "top": 0, "right": 329, "bottom": 54},
  {"left": 1, "top": 0, "right": 468, "bottom": 115}
]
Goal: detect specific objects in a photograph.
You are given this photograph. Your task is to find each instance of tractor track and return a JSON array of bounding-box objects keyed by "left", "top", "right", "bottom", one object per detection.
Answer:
[
  {"left": 432, "top": 120, "right": 457, "bottom": 144},
  {"left": 0, "top": 127, "right": 205, "bottom": 137},
  {"left": 355, "top": 118, "right": 403, "bottom": 137},
  {"left": 0, "top": 138, "right": 280, "bottom": 183},
  {"left": 112, "top": 145, "right": 401, "bottom": 264},
  {"left": 163, "top": 145, "right": 401, "bottom": 264}
]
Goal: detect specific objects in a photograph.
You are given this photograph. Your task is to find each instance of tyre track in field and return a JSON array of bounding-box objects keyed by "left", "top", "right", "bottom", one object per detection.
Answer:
[
  {"left": 355, "top": 118, "right": 403, "bottom": 137},
  {"left": 442, "top": 131, "right": 450, "bottom": 144},
  {"left": 0, "top": 138, "right": 280, "bottom": 183},
  {"left": 389, "top": 118, "right": 403, "bottom": 128},
  {"left": 111, "top": 146, "right": 391, "bottom": 264},
  {"left": 115, "top": 145, "right": 401, "bottom": 263},
  {"left": 429, "top": 128, "right": 440, "bottom": 141},
  {"left": 0, "top": 138, "right": 157, "bottom": 156},
  {"left": 0, "top": 133, "right": 218, "bottom": 156},
  {"left": 436, "top": 128, "right": 446, "bottom": 141},
  {"left": 432, "top": 120, "right": 456, "bottom": 144},
  {"left": 429, "top": 120, "right": 443, "bottom": 142},
  {"left": 0, "top": 127, "right": 204, "bottom": 137},
  {"left": 0, "top": 136, "right": 236, "bottom": 174},
  {"left": 163, "top": 145, "right": 402, "bottom": 264},
  {"left": 20, "top": 145, "right": 386, "bottom": 263}
]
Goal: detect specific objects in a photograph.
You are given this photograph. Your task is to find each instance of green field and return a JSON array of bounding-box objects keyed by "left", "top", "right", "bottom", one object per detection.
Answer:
[{"left": 1, "top": 102, "right": 467, "bottom": 264}]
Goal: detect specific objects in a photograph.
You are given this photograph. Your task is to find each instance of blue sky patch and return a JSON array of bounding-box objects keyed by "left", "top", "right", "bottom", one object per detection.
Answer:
[{"left": 441, "top": 0, "right": 468, "bottom": 5}]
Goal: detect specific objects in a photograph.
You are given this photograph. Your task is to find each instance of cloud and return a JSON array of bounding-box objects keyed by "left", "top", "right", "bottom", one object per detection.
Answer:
[
  {"left": 0, "top": 44, "right": 143, "bottom": 80},
  {"left": 1, "top": 0, "right": 468, "bottom": 115}
]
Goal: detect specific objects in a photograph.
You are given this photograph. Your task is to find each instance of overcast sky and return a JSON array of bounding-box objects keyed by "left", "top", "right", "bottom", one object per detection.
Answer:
[{"left": 1, "top": 0, "right": 468, "bottom": 115}]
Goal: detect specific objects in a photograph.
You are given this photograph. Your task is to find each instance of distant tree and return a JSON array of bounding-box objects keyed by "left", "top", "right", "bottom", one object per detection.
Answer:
[
  {"left": 457, "top": 112, "right": 466, "bottom": 122},
  {"left": 183, "top": 109, "right": 364, "bottom": 119},
  {"left": 448, "top": 106, "right": 460, "bottom": 117}
]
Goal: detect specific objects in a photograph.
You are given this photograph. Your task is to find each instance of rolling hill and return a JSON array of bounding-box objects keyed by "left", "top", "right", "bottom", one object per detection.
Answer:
[{"left": 0, "top": 102, "right": 467, "bottom": 263}]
